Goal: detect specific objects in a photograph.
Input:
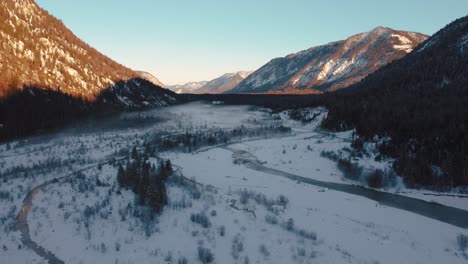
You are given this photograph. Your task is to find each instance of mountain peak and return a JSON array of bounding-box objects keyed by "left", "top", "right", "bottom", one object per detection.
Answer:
[{"left": 369, "top": 26, "right": 392, "bottom": 33}]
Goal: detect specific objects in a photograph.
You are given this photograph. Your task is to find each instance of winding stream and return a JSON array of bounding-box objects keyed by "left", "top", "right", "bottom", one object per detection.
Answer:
[
  {"left": 223, "top": 146, "right": 468, "bottom": 229},
  {"left": 16, "top": 157, "right": 127, "bottom": 264}
]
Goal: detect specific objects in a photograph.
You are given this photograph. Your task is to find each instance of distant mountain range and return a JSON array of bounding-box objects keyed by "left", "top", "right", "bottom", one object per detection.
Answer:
[
  {"left": 0, "top": 0, "right": 175, "bottom": 108},
  {"left": 167, "top": 71, "right": 252, "bottom": 94},
  {"left": 228, "top": 27, "right": 428, "bottom": 94},
  {"left": 167, "top": 81, "right": 208, "bottom": 94},
  {"left": 195, "top": 71, "right": 252, "bottom": 94}
]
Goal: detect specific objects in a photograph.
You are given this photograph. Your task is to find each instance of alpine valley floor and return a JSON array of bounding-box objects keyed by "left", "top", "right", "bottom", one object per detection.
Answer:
[{"left": 1, "top": 102, "right": 467, "bottom": 264}]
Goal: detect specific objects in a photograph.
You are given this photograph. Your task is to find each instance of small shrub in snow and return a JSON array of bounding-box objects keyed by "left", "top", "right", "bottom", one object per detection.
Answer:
[
  {"left": 170, "top": 195, "right": 193, "bottom": 209},
  {"left": 218, "top": 225, "right": 225, "bottom": 237},
  {"left": 374, "top": 154, "right": 383, "bottom": 162},
  {"left": 165, "top": 251, "right": 173, "bottom": 262},
  {"left": 297, "top": 247, "right": 306, "bottom": 257},
  {"left": 0, "top": 191, "right": 13, "bottom": 202},
  {"left": 367, "top": 169, "right": 397, "bottom": 188},
  {"left": 210, "top": 210, "right": 217, "bottom": 217},
  {"left": 320, "top": 150, "right": 341, "bottom": 161},
  {"left": 198, "top": 246, "right": 214, "bottom": 263},
  {"left": 63, "top": 211, "right": 71, "bottom": 221},
  {"left": 231, "top": 234, "right": 244, "bottom": 260},
  {"left": 458, "top": 234, "right": 468, "bottom": 252},
  {"left": 337, "top": 159, "right": 363, "bottom": 181},
  {"left": 351, "top": 137, "right": 364, "bottom": 150},
  {"left": 277, "top": 217, "right": 317, "bottom": 241},
  {"left": 191, "top": 187, "right": 202, "bottom": 200},
  {"left": 205, "top": 184, "right": 218, "bottom": 194},
  {"left": 237, "top": 189, "right": 288, "bottom": 212},
  {"left": 265, "top": 214, "right": 278, "bottom": 225},
  {"left": 297, "top": 229, "right": 317, "bottom": 241},
  {"left": 100, "top": 243, "right": 107, "bottom": 254},
  {"left": 259, "top": 244, "right": 270, "bottom": 257},
  {"left": 177, "top": 257, "right": 188, "bottom": 264},
  {"left": 239, "top": 190, "right": 250, "bottom": 205},
  {"left": 367, "top": 169, "right": 383, "bottom": 188},
  {"left": 277, "top": 195, "right": 289, "bottom": 207},
  {"left": 190, "top": 212, "right": 211, "bottom": 228},
  {"left": 286, "top": 218, "right": 295, "bottom": 231}
]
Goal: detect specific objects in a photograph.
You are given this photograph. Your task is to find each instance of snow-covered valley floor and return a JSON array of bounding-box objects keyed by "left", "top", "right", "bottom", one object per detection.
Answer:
[{"left": 1, "top": 102, "right": 467, "bottom": 264}]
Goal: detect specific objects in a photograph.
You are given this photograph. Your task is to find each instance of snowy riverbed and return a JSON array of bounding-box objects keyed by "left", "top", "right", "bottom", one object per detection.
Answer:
[{"left": 1, "top": 102, "right": 467, "bottom": 263}]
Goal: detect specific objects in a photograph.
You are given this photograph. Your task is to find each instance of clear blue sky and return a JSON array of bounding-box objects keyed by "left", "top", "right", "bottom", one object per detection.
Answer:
[{"left": 36, "top": 0, "right": 467, "bottom": 85}]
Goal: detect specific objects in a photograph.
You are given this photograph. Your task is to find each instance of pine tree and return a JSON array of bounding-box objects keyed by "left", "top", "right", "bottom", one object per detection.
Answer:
[
  {"left": 165, "top": 160, "right": 173, "bottom": 174},
  {"left": 137, "top": 161, "right": 150, "bottom": 205},
  {"left": 131, "top": 147, "right": 139, "bottom": 160},
  {"left": 117, "top": 164, "right": 125, "bottom": 187}
]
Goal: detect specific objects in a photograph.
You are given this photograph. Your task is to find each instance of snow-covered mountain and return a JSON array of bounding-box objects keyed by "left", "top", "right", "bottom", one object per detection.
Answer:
[
  {"left": 168, "top": 71, "right": 253, "bottom": 94},
  {"left": 167, "top": 81, "right": 208, "bottom": 94},
  {"left": 228, "top": 27, "right": 428, "bottom": 94},
  {"left": 321, "top": 16, "right": 468, "bottom": 187},
  {"left": 194, "top": 71, "right": 253, "bottom": 94},
  {"left": 0, "top": 0, "right": 175, "bottom": 108}
]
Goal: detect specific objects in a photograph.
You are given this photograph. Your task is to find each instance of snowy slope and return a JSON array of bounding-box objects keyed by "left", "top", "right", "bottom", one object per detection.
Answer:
[
  {"left": 0, "top": 0, "right": 175, "bottom": 109},
  {"left": 229, "top": 27, "right": 428, "bottom": 94}
]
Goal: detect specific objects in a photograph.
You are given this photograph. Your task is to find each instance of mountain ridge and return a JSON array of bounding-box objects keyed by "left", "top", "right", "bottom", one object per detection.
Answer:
[
  {"left": 167, "top": 71, "right": 252, "bottom": 94},
  {"left": 0, "top": 0, "right": 177, "bottom": 141},
  {"left": 194, "top": 71, "right": 253, "bottom": 94},
  {"left": 0, "top": 0, "right": 174, "bottom": 108},
  {"left": 228, "top": 27, "right": 428, "bottom": 94},
  {"left": 320, "top": 16, "right": 468, "bottom": 186},
  {"left": 167, "top": 81, "right": 208, "bottom": 94}
]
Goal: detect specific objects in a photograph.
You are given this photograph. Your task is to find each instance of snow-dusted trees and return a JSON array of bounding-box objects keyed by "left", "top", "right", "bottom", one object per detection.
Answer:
[{"left": 117, "top": 150, "right": 172, "bottom": 213}]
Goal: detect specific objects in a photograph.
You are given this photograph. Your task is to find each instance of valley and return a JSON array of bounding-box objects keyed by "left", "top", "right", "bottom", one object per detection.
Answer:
[
  {"left": 1, "top": 103, "right": 467, "bottom": 263},
  {"left": 1, "top": 1, "right": 467, "bottom": 263}
]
